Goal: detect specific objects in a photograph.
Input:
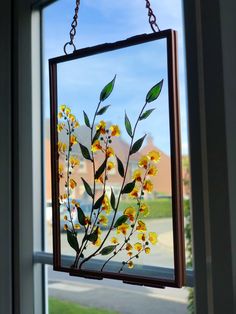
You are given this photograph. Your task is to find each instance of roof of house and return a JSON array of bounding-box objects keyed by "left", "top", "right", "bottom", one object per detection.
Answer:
[{"left": 45, "top": 118, "right": 145, "bottom": 162}]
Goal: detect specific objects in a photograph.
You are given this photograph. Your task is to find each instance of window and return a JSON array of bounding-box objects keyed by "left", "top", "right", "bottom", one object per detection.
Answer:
[{"left": 41, "top": 0, "right": 193, "bottom": 312}]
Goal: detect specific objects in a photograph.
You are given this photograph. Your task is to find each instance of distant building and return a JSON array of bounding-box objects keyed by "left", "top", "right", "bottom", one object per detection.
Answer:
[{"left": 44, "top": 122, "right": 177, "bottom": 203}]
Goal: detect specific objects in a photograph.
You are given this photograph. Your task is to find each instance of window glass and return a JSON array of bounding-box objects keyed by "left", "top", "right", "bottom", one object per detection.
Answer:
[{"left": 43, "top": 0, "right": 192, "bottom": 313}]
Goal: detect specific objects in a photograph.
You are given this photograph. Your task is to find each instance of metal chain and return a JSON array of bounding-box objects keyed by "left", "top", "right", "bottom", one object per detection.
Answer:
[
  {"left": 64, "top": 0, "right": 80, "bottom": 55},
  {"left": 145, "top": 0, "right": 161, "bottom": 32},
  {"left": 63, "top": 0, "right": 159, "bottom": 54}
]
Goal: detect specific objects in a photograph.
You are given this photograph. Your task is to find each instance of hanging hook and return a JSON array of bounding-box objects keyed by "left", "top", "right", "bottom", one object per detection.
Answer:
[{"left": 63, "top": 42, "right": 76, "bottom": 55}]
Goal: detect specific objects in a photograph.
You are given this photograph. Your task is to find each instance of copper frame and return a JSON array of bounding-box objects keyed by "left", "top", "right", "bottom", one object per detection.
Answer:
[{"left": 49, "top": 29, "right": 185, "bottom": 288}]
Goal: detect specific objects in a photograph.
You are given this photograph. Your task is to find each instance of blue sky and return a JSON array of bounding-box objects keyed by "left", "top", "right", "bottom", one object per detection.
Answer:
[{"left": 43, "top": 0, "right": 188, "bottom": 155}]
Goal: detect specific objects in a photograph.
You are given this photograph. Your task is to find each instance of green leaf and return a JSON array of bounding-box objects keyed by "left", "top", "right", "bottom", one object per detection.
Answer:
[
  {"left": 92, "top": 129, "right": 101, "bottom": 144},
  {"left": 86, "top": 227, "right": 99, "bottom": 243},
  {"left": 97, "top": 105, "right": 110, "bottom": 116},
  {"left": 93, "top": 193, "right": 105, "bottom": 209},
  {"left": 114, "top": 215, "right": 128, "bottom": 228},
  {"left": 139, "top": 108, "right": 155, "bottom": 120},
  {"left": 125, "top": 112, "right": 132, "bottom": 137},
  {"left": 130, "top": 135, "right": 146, "bottom": 155},
  {"left": 83, "top": 111, "right": 91, "bottom": 128},
  {"left": 146, "top": 79, "right": 164, "bottom": 103},
  {"left": 121, "top": 180, "right": 136, "bottom": 194},
  {"left": 100, "top": 75, "right": 116, "bottom": 102},
  {"left": 116, "top": 156, "right": 124, "bottom": 177},
  {"left": 110, "top": 188, "right": 116, "bottom": 210},
  {"left": 95, "top": 159, "right": 107, "bottom": 179},
  {"left": 79, "top": 143, "right": 92, "bottom": 161},
  {"left": 81, "top": 177, "right": 93, "bottom": 198},
  {"left": 100, "top": 245, "right": 117, "bottom": 256},
  {"left": 66, "top": 229, "right": 79, "bottom": 252},
  {"left": 77, "top": 207, "right": 86, "bottom": 226}
]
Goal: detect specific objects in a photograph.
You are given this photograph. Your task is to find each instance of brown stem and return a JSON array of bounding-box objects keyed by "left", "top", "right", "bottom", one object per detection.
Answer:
[
  {"left": 101, "top": 167, "right": 149, "bottom": 271},
  {"left": 65, "top": 117, "right": 77, "bottom": 236},
  {"left": 79, "top": 102, "right": 148, "bottom": 270},
  {"left": 62, "top": 116, "right": 80, "bottom": 267},
  {"left": 118, "top": 247, "right": 146, "bottom": 273},
  {"left": 77, "top": 138, "right": 109, "bottom": 264},
  {"left": 90, "top": 137, "right": 110, "bottom": 230},
  {"left": 74, "top": 101, "right": 102, "bottom": 267}
]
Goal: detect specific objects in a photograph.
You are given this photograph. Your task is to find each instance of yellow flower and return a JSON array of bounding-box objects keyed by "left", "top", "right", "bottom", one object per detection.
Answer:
[
  {"left": 132, "top": 169, "right": 142, "bottom": 182},
  {"left": 57, "top": 123, "right": 65, "bottom": 132},
  {"left": 65, "top": 107, "right": 71, "bottom": 116},
  {"left": 149, "top": 232, "right": 158, "bottom": 245},
  {"left": 58, "top": 141, "right": 67, "bottom": 153},
  {"left": 136, "top": 220, "right": 147, "bottom": 232},
  {"left": 148, "top": 165, "right": 158, "bottom": 176},
  {"left": 97, "top": 227, "right": 102, "bottom": 235},
  {"left": 58, "top": 112, "right": 63, "bottom": 119},
  {"left": 106, "top": 147, "right": 114, "bottom": 158},
  {"left": 64, "top": 215, "right": 68, "bottom": 221},
  {"left": 74, "top": 224, "right": 81, "bottom": 230},
  {"left": 126, "top": 243, "right": 133, "bottom": 251},
  {"left": 69, "top": 156, "right": 80, "bottom": 168},
  {"left": 127, "top": 252, "right": 133, "bottom": 257},
  {"left": 99, "top": 215, "right": 108, "bottom": 226},
  {"left": 145, "top": 247, "right": 151, "bottom": 254},
  {"left": 129, "top": 187, "right": 139, "bottom": 198},
  {"left": 74, "top": 121, "right": 80, "bottom": 128},
  {"left": 91, "top": 226, "right": 102, "bottom": 236},
  {"left": 117, "top": 223, "right": 129, "bottom": 235},
  {"left": 134, "top": 242, "right": 143, "bottom": 251},
  {"left": 128, "top": 261, "right": 134, "bottom": 269},
  {"left": 71, "top": 199, "right": 80, "bottom": 207},
  {"left": 139, "top": 203, "right": 149, "bottom": 217},
  {"left": 58, "top": 163, "right": 64, "bottom": 177},
  {"left": 102, "top": 195, "right": 111, "bottom": 214},
  {"left": 111, "top": 237, "right": 119, "bottom": 245},
  {"left": 123, "top": 207, "right": 136, "bottom": 222},
  {"left": 93, "top": 237, "right": 101, "bottom": 246},
  {"left": 59, "top": 193, "right": 68, "bottom": 202},
  {"left": 69, "top": 179, "right": 77, "bottom": 189},
  {"left": 147, "top": 150, "right": 161, "bottom": 163},
  {"left": 110, "top": 125, "right": 121, "bottom": 137},
  {"left": 96, "top": 120, "right": 106, "bottom": 134},
  {"left": 91, "top": 140, "right": 103, "bottom": 152},
  {"left": 68, "top": 113, "right": 76, "bottom": 122},
  {"left": 95, "top": 175, "right": 104, "bottom": 184},
  {"left": 138, "top": 156, "right": 149, "bottom": 169},
  {"left": 107, "top": 161, "right": 115, "bottom": 171},
  {"left": 70, "top": 134, "right": 77, "bottom": 146},
  {"left": 138, "top": 233, "right": 146, "bottom": 242},
  {"left": 64, "top": 224, "right": 68, "bottom": 231},
  {"left": 60, "top": 105, "right": 66, "bottom": 112},
  {"left": 143, "top": 180, "right": 153, "bottom": 193},
  {"left": 84, "top": 216, "right": 91, "bottom": 226}
]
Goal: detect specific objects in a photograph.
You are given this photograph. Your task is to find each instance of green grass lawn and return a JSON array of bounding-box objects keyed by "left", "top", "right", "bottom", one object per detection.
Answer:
[
  {"left": 119, "top": 198, "right": 172, "bottom": 219},
  {"left": 49, "top": 298, "right": 120, "bottom": 314}
]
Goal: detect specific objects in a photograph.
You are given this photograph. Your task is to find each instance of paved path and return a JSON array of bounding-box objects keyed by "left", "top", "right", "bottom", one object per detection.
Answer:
[
  {"left": 47, "top": 218, "right": 189, "bottom": 313},
  {"left": 48, "top": 267, "right": 188, "bottom": 314}
]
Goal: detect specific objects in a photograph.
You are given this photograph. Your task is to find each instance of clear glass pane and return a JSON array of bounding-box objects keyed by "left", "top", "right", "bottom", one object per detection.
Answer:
[{"left": 55, "top": 36, "right": 175, "bottom": 277}]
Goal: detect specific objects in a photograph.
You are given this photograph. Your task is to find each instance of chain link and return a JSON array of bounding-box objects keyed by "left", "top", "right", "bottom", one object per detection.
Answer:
[
  {"left": 64, "top": 0, "right": 80, "bottom": 54},
  {"left": 63, "top": 0, "right": 159, "bottom": 54},
  {"left": 145, "top": 0, "right": 160, "bottom": 32}
]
